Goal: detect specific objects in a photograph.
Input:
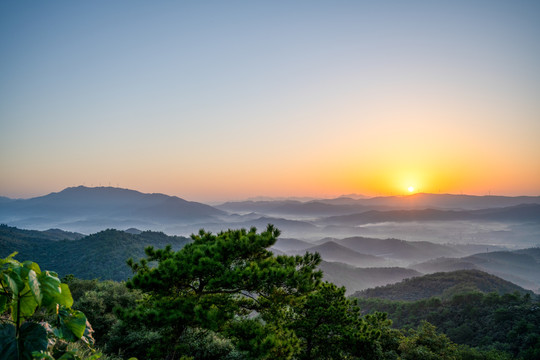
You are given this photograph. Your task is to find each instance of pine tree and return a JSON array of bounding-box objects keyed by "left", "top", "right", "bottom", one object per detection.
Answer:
[{"left": 122, "top": 225, "right": 322, "bottom": 359}]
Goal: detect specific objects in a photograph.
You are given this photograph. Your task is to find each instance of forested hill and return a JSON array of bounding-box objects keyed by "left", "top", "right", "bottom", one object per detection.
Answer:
[
  {"left": 352, "top": 269, "right": 532, "bottom": 301},
  {"left": 0, "top": 224, "right": 190, "bottom": 280},
  {"left": 355, "top": 291, "right": 540, "bottom": 359},
  {"left": 0, "top": 224, "right": 85, "bottom": 242}
]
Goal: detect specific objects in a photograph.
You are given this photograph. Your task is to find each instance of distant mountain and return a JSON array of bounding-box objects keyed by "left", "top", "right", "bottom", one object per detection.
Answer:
[
  {"left": 410, "top": 258, "right": 480, "bottom": 273},
  {"left": 410, "top": 248, "right": 540, "bottom": 292},
  {"left": 352, "top": 269, "right": 532, "bottom": 301},
  {"left": 332, "top": 193, "right": 369, "bottom": 200},
  {"left": 353, "top": 193, "right": 540, "bottom": 210},
  {"left": 300, "top": 241, "right": 387, "bottom": 267},
  {"left": 238, "top": 216, "right": 317, "bottom": 232},
  {"left": 245, "top": 196, "right": 319, "bottom": 202},
  {"left": 272, "top": 237, "right": 314, "bottom": 252},
  {"left": 0, "top": 225, "right": 190, "bottom": 281},
  {"left": 41, "top": 228, "right": 85, "bottom": 241},
  {"left": 218, "top": 194, "right": 540, "bottom": 218},
  {"left": 270, "top": 201, "right": 366, "bottom": 217},
  {"left": 164, "top": 216, "right": 318, "bottom": 239},
  {"left": 0, "top": 224, "right": 84, "bottom": 242},
  {"left": 216, "top": 199, "right": 365, "bottom": 217},
  {"left": 329, "top": 236, "right": 462, "bottom": 262},
  {"left": 216, "top": 200, "right": 302, "bottom": 213},
  {"left": 0, "top": 186, "right": 225, "bottom": 233},
  {"left": 318, "top": 260, "right": 420, "bottom": 295},
  {"left": 514, "top": 247, "right": 540, "bottom": 262},
  {"left": 321, "top": 204, "right": 540, "bottom": 226},
  {"left": 124, "top": 228, "right": 143, "bottom": 235}
]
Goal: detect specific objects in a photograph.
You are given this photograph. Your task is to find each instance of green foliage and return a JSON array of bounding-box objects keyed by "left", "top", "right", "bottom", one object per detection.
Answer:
[
  {"left": 353, "top": 269, "right": 532, "bottom": 301},
  {"left": 123, "top": 225, "right": 322, "bottom": 359},
  {"left": 66, "top": 279, "right": 140, "bottom": 346},
  {"left": 0, "top": 225, "right": 190, "bottom": 281},
  {"left": 399, "top": 321, "right": 460, "bottom": 360},
  {"left": 0, "top": 253, "right": 96, "bottom": 360},
  {"left": 226, "top": 319, "right": 299, "bottom": 359},
  {"left": 290, "top": 282, "right": 379, "bottom": 359},
  {"left": 3, "top": 226, "right": 522, "bottom": 360},
  {"left": 64, "top": 277, "right": 156, "bottom": 359},
  {"left": 175, "top": 327, "right": 247, "bottom": 359},
  {"left": 356, "top": 291, "right": 540, "bottom": 359}
]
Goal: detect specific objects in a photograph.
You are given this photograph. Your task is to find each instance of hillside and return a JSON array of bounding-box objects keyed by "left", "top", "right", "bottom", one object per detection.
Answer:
[
  {"left": 332, "top": 236, "right": 462, "bottom": 262},
  {"left": 411, "top": 248, "right": 540, "bottom": 292},
  {"left": 318, "top": 260, "right": 420, "bottom": 294},
  {"left": 0, "top": 225, "right": 190, "bottom": 280},
  {"left": 321, "top": 204, "right": 540, "bottom": 226},
  {"left": 272, "top": 237, "right": 314, "bottom": 252},
  {"left": 355, "top": 291, "right": 540, "bottom": 358},
  {"left": 0, "top": 224, "right": 84, "bottom": 242},
  {"left": 352, "top": 269, "right": 532, "bottom": 301},
  {"left": 301, "top": 241, "right": 387, "bottom": 267}
]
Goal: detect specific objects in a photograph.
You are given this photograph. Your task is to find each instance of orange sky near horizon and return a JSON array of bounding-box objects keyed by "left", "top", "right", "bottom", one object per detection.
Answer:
[{"left": 1, "top": 1, "right": 539, "bottom": 202}]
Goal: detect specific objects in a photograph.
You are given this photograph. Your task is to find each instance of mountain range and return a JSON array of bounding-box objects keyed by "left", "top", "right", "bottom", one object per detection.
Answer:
[
  {"left": 1, "top": 186, "right": 539, "bottom": 240},
  {"left": 1, "top": 185, "right": 540, "bottom": 294},
  {"left": 320, "top": 204, "right": 540, "bottom": 225},
  {"left": 219, "top": 193, "right": 540, "bottom": 215},
  {"left": 0, "top": 186, "right": 224, "bottom": 233}
]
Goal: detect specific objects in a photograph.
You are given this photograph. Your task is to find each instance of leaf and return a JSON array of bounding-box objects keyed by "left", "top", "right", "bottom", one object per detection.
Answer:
[
  {"left": 13, "top": 263, "right": 30, "bottom": 282},
  {"left": 57, "top": 307, "right": 88, "bottom": 340},
  {"left": 3, "top": 271, "right": 24, "bottom": 296},
  {"left": 28, "top": 269, "right": 42, "bottom": 306},
  {"left": 38, "top": 271, "right": 62, "bottom": 310},
  {"left": 19, "top": 322, "right": 49, "bottom": 360},
  {"left": 57, "top": 283, "right": 74, "bottom": 308},
  {"left": 22, "top": 261, "right": 41, "bottom": 275},
  {"left": 11, "top": 288, "right": 39, "bottom": 323},
  {"left": 0, "top": 252, "right": 19, "bottom": 266},
  {"left": 0, "top": 323, "right": 18, "bottom": 360},
  {"left": 64, "top": 309, "right": 88, "bottom": 339}
]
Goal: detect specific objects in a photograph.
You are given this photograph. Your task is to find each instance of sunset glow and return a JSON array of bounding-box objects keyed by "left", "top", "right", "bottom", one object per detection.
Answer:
[{"left": 1, "top": 1, "right": 539, "bottom": 202}]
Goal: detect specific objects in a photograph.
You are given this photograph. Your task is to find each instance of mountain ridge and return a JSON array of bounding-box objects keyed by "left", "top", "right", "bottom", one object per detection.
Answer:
[
  {"left": 0, "top": 186, "right": 225, "bottom": 233},
  {"left": 299, "top": 241, "right": 387, "bottom": 267},
  {"left": 351, "top": 269, "right": 533, "bottom": 301},
  {"left": 321, "top": 204, "right": 540, "bottom": 225}
]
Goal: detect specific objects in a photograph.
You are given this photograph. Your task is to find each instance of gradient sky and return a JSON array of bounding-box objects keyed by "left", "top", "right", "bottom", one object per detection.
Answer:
[{"left": 1, "top": 1, "right": 539, "bottom": 202}]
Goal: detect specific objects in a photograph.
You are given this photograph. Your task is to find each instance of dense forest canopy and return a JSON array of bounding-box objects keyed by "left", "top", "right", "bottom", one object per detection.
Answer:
[{"left": 2, "top": 225, "right": 539, "bottom": 359}]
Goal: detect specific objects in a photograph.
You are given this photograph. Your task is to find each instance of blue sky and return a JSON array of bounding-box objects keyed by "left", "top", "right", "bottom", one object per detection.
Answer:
[{"left": 1, "top": 1, "right": 539, "bottom": 201}]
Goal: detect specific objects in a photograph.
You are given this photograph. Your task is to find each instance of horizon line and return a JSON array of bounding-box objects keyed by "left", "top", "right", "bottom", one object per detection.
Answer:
[{"left": 2, "top": 184, "right": 540, "bottom": 203}]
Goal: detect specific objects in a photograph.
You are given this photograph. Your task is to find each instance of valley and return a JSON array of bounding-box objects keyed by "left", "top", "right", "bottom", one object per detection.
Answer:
[{"left": 1, "top": 186, "right": 539, "bottom": 294}]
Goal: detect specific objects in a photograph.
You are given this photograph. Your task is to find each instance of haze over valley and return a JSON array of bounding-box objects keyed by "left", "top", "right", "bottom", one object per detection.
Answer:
[{"left": 2, "top": 185, "right": 539, "bottom": 294}]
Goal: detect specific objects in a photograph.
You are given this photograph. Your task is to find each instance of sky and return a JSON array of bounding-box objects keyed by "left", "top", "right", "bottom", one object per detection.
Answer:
[{"left": 1, "top": 1, "right": 539, "bottom": 202}]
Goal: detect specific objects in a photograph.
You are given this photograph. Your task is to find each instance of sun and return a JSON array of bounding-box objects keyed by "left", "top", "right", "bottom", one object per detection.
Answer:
[{"left": 408, "top": 186, "right": 415, "bottom": 193}]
